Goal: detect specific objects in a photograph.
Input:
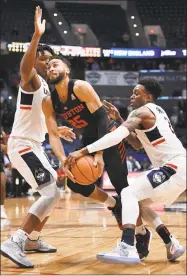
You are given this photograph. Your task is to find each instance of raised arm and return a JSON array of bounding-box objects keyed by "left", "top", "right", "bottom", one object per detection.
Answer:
[
  {"left": 42, "top": 96, "right": 75, "bottom": 182},
  {"left": 20, "top": 6, "right": 45, "bottom": 88}
]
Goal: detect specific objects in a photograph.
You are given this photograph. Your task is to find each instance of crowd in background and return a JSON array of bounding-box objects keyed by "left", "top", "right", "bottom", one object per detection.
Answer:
[{"left": 0, "top": 55, "right": 186, "bottom": 198}]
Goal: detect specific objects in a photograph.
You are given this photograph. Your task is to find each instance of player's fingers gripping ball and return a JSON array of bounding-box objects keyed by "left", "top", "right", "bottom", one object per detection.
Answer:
[{"left": 70, "top": 155, "right": 100, "bottom": 185}]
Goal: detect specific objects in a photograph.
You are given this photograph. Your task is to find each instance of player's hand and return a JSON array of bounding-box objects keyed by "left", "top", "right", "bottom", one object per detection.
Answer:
[
  {"left": 34, "top": 6, "right": 46, "bottom": 37},
  {"left": 103, "top": 100, "right": 121, "bottom": 121},
  {"left": 64, "top": 150, "right": 84, "bottom": 167},
  {"left": 58, "top": 126, "right": 76, "bottom": 142},
  {"left": 63, "top": 166, "right": 76, "bottom": 183},
  {"left": 93, "top": 152, "right": 104, "bottom": 177}
]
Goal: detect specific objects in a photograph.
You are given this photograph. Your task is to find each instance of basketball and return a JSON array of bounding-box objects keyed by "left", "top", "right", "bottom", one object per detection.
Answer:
[{"left": 70, "top": 155, "right": 100, "bottom": 185}]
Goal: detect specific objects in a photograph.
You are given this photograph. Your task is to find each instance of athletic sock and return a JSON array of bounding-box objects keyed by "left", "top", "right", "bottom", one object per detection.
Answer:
[
  {"left": 104, "top": 195, "right": 116, "bottom": 208},
  {"left": 121, "top": 228, "right": 135, "bottom": 246},
  {"left": 28, "top": 231, "right": 40, "bottom": 241},
  {"left": 157, "top": 225, "right": 171, "bottom": 245},
  {"left": 12, "top": 229, "right": 28, "bottom": 242}
]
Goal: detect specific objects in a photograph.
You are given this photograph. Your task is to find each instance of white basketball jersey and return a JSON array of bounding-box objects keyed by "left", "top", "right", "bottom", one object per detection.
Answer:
[
  {"left": 10, "top": 75, "right": 50, "bottom": 143},
  {"left": 134, "top": 103, "right": 186, "bottom": 167}
]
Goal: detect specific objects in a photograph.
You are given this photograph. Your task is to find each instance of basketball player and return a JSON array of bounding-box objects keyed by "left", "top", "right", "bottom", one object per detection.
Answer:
[
  {"left": 43, "top": 56, "right": 152, "bottom": 260},
  {"left": 66, "top": 78, "right": 186, "bottom": 264},
  {"left": 1, "top": 6, "right": 75, "bottom": 268},
  {"left": 0, "top": 131, "right": 8, "bottom": 219}
]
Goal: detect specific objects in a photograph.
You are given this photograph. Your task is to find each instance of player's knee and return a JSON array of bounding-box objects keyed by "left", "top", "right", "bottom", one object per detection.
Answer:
[
  {"left": 29, "top": 183, "right": 60, "bottom": 220},
  {"left": 121, "top": 186, "right": 135, "bottom": 201},
  {"left": 67, "top": 181, "right": 95, "bottom": 197}
]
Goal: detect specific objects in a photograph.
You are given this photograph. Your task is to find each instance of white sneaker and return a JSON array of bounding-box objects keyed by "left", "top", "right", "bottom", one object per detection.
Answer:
[
  {"left": 97, "top": 240, "right": 140, "bottom": 264},
  {"left": 1, "top": 237, "right": 34, "bottom": 268},
  {"left": 24, "top": 238, "right": 57, "bottom": 253},
  {"left": 166, "top": 235, "right": 185, "bottom": 262},
  {"left": 1, "top": 206, "right": 7, "bottom": 219}
]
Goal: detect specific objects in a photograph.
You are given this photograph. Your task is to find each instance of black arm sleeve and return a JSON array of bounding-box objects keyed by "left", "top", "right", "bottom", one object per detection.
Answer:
[{"left": 91, "top": 106, "right": 109, "bottom": 139}]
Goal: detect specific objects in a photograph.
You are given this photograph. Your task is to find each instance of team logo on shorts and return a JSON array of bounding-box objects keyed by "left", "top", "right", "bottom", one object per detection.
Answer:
[
  {"left": 35, "top": 168, "right": 46, "bottom": 182},
  {"left": 153, "top": 171, "right": 166, "bottom": 184}
]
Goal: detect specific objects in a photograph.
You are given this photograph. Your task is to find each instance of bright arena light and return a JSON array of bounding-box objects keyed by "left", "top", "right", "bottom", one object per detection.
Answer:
[
  {"left": 58, "top": 22, "right": 62, "bottom": 25},
  {"left": 131, "top": 16, "right": 135, "bottom": 19},
  {"left": 9, "top": 96, "right": 12, "bottom": 100},
  {"left": 64, "top": 30, "right": 67, "bottom": 34},
  {"left": 54, "top": 13, "right": 57, "bottom": 16},
  {"left": 136, "top": 33, "right": 139, "bottom": 36},
  {"left": 133, "top": 24, "right": 137, "bottom": 27}
]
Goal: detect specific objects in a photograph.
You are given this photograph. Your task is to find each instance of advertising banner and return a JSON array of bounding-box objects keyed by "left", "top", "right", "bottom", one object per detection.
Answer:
[{"left": 85, "top": 71, "right": 139, "bottom": 86}]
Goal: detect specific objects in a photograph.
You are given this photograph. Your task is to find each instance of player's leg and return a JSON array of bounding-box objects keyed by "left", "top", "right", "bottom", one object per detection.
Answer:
[
  {"left": 103, "top": 145, "right": 152, "bottom": 260},
  {"left": 24, "top": 146, "right": 59, "bottom": 250},
  {"left": 67, "top": 180, "right": 116, "bottom": 208},
  {"left": 99, "top": 162, "right": 185, "bottom": 263},
  {"left": 0, "top": 166, "right": 7, "bottom": 219},
  {"left": 140, "top": 199, "right": 184, "bottom": 261},
  {"left": 1, "top": 140, "right": 60, "bottom": 267}
]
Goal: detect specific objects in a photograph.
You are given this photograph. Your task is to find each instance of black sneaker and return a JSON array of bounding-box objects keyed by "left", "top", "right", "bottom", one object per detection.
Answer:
[
  {"left": 108, "top": 195, "right": 123, "bottom": 230},
  {"left": 136, "top": 227, "right": 152, "bottom": 260}
]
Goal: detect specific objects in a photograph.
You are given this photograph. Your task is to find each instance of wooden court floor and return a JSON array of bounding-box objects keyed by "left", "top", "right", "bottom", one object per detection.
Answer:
[{"left": 1, "top": 192, "right": 186, "bottom": 275}]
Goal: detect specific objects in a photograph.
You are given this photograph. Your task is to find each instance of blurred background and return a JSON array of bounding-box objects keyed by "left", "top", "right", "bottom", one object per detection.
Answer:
[{"left": 0, "top": 0, "right": 186, "bottom": 197}]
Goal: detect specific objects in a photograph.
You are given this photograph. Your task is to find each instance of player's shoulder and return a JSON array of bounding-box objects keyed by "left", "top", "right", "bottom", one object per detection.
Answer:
[
  {"left": 42, "top": 95, "right": 52, "bottom": 105},
  {"left": 74, "top": 79, "right": 92, "bottom": 91},
  {"left": 129, "top": 106, "right": 154, "bottom": 119}
]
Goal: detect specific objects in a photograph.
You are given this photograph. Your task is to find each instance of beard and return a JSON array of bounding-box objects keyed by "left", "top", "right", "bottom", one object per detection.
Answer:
[{"left": 48, "top": 72, "right": 65, "bottom": 85}]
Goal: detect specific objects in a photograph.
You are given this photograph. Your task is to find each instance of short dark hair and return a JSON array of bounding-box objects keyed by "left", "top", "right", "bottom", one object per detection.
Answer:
[
  {"left": 37, "top": 44, "right": 55, "bottom": 56},
  {"left": 49, "top": 54, "right": 71, "bottom": 72},
  {"left": 138, "top": 77, "right": 163, "bottom": 100}
]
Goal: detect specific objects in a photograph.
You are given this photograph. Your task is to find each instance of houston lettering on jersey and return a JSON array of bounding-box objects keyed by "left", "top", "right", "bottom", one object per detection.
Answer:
[{"left": 60, "top": 104, "right": 85, "bottom": 120}]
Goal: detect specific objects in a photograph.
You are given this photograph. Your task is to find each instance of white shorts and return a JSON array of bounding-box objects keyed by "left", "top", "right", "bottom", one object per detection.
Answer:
[
  {"left": 8, "top": 138, "right": 57, "bottom": 191},
  {"left": 129, "top": 155, "right": 186, "bottom": 206}
]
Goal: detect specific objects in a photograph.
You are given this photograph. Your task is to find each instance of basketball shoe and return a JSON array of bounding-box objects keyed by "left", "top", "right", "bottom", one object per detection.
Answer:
[
  {"left": 135, "top": 228, "right": 152, "bottom": 260},
  {"left": 108, "top": 196, "right": 152, "bottom": 260},
  {"left": 24, "top": 237, "right": 57, "bottom": 253},
  {"left": 97, "top": 240, "right": 140, "bottom": 264},
  {"left": 1, "top": 236, "right": 34, "bottom": 268},
  {"left": 166, "top": 235, "right": 184, "bottom": 261}
]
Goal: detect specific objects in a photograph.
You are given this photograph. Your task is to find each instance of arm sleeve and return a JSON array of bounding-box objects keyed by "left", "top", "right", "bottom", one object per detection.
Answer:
[
  {"left": 87, "top": 125, "right": 129, "bottom": 153},
  {"left": 92, "top": 106, "right": 109, "bottom": 139}
]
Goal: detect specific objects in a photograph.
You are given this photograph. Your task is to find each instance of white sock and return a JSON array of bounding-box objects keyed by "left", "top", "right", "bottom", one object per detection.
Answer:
[
  {"left": 135, "top": 224, "right": 147, "bottom": 235},
  {"left": 12, "top": 229, "right": 28, "bottom": 242},
  {"left": 28, "top": 231, "right": 40, "bottom": 241},
  {"left": 104, "top": 195, "right": 116, "bottom": 208}
]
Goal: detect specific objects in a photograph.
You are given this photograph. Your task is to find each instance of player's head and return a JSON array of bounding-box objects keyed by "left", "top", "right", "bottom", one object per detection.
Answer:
[
  {"left": 35, "top": 44, "right": 55, "bottom": 78},
  {"left": 47, "top": 55, "right": 71, "bottom": 84},
  {"left": 130, "top": 77, "right": 163, "bottom": 109}
]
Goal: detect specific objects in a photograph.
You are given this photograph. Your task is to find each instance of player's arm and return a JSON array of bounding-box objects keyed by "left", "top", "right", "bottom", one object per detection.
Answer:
[
  {"left": 20, "top": 6, "right": 45, "bottom": 88},
  {"left": 103, "top": 100, "right": 143, "bottom": 149},
  {"left": 74, "top": 80, "right": 108, "bottom": 174},
  {"left": 42, "top": 96, "right": 75, "bottom": 182},
  {"left": 74, "top": 80, "right": 108, "bottom": 138},
  {"left": 65, "top": 107, "right": 154, "bottom": 165}
]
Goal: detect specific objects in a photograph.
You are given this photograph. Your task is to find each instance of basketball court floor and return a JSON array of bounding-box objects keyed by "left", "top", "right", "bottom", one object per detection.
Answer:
[{"left": 1, "top": 191, "right": 186, "bottom": 275}]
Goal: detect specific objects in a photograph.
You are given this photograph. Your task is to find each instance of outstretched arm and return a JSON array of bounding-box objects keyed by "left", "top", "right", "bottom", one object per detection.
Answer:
[
  {"left": 103, "top": 100, "right": 143, "bottom": 149},
  {"left": 20, "top": 6, "right": 45, "bottom": 87},
  {"left": 65, "top": 107, "right": 154, "bottom": 166}
]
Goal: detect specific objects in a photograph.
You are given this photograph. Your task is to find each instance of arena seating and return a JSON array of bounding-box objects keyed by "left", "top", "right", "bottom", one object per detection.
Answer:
[
  {"left": 136, "top": 0, "right": 186, "bottom": 47},
  {"left": 1, "top": 0, "right": 62, "bottom": 44},
  {"left": 56, "top": 2, "right": 131, "bottom": 47}
]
